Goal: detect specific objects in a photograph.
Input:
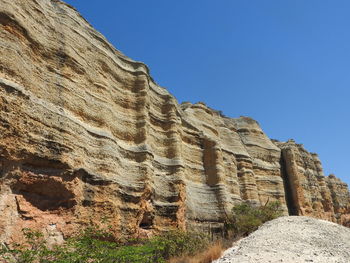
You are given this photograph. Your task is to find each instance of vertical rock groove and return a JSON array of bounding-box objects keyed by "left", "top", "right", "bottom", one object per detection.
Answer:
[
  {"left": 276, "top": 140, "right": 350, "bottom": 225},
  {"left": 280, "top": 151, "right": 298, "bottom": 216}
]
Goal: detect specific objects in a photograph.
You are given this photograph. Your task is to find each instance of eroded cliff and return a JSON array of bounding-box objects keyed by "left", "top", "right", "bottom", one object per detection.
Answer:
[
  {"left": 0, "top": 0, "right": 349, "bottom": 245},
  {"left": 276, "top": 140, "right": 350, "bottom": 226}
]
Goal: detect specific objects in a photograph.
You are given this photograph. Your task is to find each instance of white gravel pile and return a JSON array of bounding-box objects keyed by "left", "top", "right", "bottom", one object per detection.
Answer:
[{"left": 214, "top": 216, "right": 350, "bottom": 263}]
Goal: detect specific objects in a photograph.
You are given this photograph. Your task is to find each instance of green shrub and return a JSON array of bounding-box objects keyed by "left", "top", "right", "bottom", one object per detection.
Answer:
[
  {"left": 0, "top": 228, "right": 52, "bottom": 263},
  {"left": 0, "top": 227, "right": 209, "bottom": 263},
  {"left": 226, "top": 201, "right": 283, "bottom": 237}
]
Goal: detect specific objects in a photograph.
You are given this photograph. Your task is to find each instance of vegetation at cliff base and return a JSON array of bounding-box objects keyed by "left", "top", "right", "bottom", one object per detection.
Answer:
[
  {"left": 0, "top": 201, "right": 282, "bottom": 263},
  {"left": 226, "top": 200, "right": 283, "bottom": 237},
  {"left": 0, "top": 227, "right": 209, "bottom": 263}
]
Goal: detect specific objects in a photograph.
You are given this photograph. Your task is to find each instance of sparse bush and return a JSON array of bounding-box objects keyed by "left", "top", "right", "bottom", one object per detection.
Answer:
[
  {"left": 0, "top": 228, "right": 52, "bottom": 263},
  {"left": 226, "top": 201, "right": 283, "bottom": 237}
]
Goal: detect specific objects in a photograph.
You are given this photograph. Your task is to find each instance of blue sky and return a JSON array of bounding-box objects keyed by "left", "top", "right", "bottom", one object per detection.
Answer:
[{"left": 64, "top": 0, "right": 350, "bottom": 185}]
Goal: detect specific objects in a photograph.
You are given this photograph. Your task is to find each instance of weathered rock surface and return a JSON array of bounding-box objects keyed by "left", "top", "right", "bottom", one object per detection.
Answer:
[
  {"left": 0, "top": 0, "right": 349, "bottom": 245},
  {"left": 214, "top": 216, "right": 350, "bottom": 263},
  {"left": 276, "top": 140, "right": 350, "bottom": 226}
]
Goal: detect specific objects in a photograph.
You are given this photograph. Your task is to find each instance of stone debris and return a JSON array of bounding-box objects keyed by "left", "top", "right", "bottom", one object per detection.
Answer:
[{"left": 214, "top": 216, "right": 350, "bottom": 263}]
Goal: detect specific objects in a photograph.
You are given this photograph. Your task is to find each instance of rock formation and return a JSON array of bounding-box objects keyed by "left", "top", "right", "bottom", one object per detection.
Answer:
[
  {"left": 0, "top": 0, "right": 349, "bottom": 245},
  {"left": 276, "top": 140, "right": 350, "bottom": 226}
]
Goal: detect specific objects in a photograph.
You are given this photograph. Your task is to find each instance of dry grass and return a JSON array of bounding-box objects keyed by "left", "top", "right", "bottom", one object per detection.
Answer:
[{"left": 168, "top": 241, "right": 224, "bottom": 263}]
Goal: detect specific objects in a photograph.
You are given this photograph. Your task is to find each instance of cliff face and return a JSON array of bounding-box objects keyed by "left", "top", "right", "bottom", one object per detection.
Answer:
[
  {"left": 277, "top": 140, "right": 350, "bottom": 226},
  {"left": 0, "top": 0, "right": 349, "bottom": 244}
]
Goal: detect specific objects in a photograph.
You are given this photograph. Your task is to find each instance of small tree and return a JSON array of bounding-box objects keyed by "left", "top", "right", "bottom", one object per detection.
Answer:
[{"left": 227, "top": 201, "right": 283, "bottom": 237}]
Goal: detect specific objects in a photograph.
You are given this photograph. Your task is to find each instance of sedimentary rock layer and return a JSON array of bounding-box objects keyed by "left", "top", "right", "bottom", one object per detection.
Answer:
[
  {"left": 0, "top": 0, "right": 349, "bottom": 244},
  {"left": 276, "top": 140, "right": 350, "bottom": 226}
]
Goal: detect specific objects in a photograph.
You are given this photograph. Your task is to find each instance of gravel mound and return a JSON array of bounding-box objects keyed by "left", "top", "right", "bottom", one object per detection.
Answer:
[{"left": 214, "top": 216, "right": 350, "bottom": 263}]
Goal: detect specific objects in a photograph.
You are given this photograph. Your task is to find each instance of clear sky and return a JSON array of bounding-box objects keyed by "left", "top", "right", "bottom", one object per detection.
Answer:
[{"left": 64, "top": 0, "right": 350, "bottom": 186}]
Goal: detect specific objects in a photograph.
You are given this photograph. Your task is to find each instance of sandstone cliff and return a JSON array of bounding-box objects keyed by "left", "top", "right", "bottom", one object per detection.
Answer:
[
  {"left": 276, "top": 140, "right": 350, "bottom": 226},
  {"left": 0, "top": 0, "right": 349, "bottom": 245}
]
